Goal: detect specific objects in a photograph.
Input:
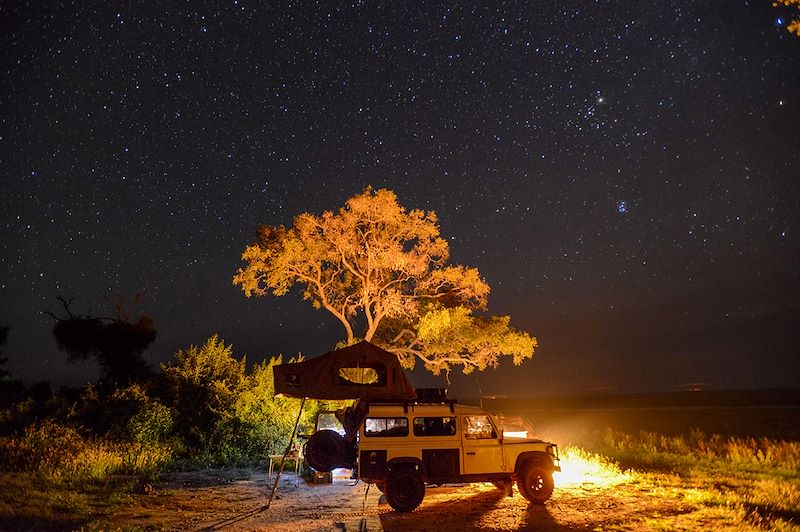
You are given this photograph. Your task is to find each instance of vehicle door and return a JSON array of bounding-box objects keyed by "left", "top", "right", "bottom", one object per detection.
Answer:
[{"left": 461, "top": 413, "right": 505, "bottom": 474}]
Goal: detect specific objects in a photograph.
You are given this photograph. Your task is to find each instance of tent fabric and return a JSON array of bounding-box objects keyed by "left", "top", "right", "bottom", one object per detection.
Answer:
[{"left": 273, "top": 341, "right": 417, "bottom": 401}]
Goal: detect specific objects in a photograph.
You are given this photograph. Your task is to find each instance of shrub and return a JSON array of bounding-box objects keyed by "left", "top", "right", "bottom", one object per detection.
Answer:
[
  {"left": 127, "top": 400, "right": 173, "bottom": 446},
  {"left": 161, "top": 334, "right": 248, "bottom": 458}
]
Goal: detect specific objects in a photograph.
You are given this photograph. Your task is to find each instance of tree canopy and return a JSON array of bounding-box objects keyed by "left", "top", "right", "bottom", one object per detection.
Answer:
[
  {"left": 233, "top": 187, "right": 537, "bottom": 376},
  {"left": 774, "top": 0, "right": 800, "bottom": 36}
]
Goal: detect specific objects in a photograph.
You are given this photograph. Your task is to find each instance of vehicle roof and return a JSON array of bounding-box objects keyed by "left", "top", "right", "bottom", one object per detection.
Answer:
[{"left": 366, "top": 402, "right": 490, "bottom": 416}]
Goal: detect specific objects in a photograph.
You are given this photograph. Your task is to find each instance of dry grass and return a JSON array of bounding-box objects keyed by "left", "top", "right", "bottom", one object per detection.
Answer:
[
  {"left": 1, "top": 420, "right": 798, "bottom": 530},
  {"left": 0, "top": 419, "right": 172, "bottom": 482},
  {"left": 561, "top": 428, "right": 800, "bottom": 530},
  {"left": 0, "top": 420, "right": 172, "bottom": 528}
]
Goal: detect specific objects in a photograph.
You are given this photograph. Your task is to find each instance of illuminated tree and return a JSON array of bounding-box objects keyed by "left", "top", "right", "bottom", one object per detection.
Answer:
[
  {"left": 774, "top": 0, "right": 800, "bottom": 36},
  {"left": 233, "top": 187, "right": 536, "bottom": 376}
]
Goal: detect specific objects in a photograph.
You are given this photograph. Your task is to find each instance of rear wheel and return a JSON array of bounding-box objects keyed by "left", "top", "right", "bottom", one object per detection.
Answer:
[
  {"left": 385, "top": 466, "right": 425, "bottom": 512},
  {"left": 517, "top": 463, "right": 553, "bottom": 503}
]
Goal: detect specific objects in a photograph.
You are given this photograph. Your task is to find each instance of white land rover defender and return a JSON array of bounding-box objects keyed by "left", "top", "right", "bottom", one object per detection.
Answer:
[
  {"left": 304, "top": 391, "right": 561, "bottom": 513},
  {"left": 273, "top": 341, "right": 560, "bottom": 513}
]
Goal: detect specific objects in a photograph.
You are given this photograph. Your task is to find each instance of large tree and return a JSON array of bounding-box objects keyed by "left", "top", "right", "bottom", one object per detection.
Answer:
[{"left": 233, "top": 187, "right": 537, "bottom": 376}]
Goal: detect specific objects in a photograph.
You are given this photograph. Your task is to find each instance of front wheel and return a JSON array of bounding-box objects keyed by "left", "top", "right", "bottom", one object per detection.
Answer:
[
  {"left": 385, "top": 466, "right": 425, "bottom": 512},
  {"left": 517, "top": 463, "right": 554, "bottom": 503}
]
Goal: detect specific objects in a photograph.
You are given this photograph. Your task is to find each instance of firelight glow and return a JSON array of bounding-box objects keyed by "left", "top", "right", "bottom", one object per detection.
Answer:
[{"left": 553, "top": 447, "right": 631, "bottom": 489}]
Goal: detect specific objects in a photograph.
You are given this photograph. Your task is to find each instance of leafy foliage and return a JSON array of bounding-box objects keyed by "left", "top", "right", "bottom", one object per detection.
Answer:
[
  {"left": 161, "top": 334, "right": 322, "bottom": 461},
  {"left": 234, "top": 187, "right": 536, "bottom": 375},
  {"left": 380, "top": 303, "right": 538, "bottom": 375},
  {"left": 774, "top": 0, "right": 800, "bottom": 36},
  {"left": 161, "top": 334, "right": 246, "bottom": 457}
]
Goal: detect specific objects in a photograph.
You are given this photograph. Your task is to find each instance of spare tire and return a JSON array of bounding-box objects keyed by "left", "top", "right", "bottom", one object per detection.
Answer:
[{"left": 304, "top": 430, "right": 346, "bottom": 472}]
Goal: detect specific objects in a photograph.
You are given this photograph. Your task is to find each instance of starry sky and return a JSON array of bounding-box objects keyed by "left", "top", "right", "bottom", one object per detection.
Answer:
[{"left": 2, "top": 1, "right": 799, "bottom": 397}]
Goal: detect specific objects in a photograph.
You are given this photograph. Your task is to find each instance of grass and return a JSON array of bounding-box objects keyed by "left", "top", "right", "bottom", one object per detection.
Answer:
[
  {"left": 1, "top": 417, "right": 798, "bottom": 530},
  {"left": 560, "top": 428, "right": 800, "bottom": 530},
  {"left": 0, "top": 420, "right": 171, "bottom": 529}
]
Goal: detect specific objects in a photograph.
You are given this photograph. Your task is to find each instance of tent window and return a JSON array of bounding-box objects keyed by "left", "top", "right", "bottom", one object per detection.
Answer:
[{"left": 338, "top": 364, "right": 386, "bottom": 386}]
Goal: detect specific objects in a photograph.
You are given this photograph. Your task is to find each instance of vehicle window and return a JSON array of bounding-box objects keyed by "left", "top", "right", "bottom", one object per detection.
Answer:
[
  {"left": 463, "top": 415, "right": 495, "bottom": 439},
  {"left": 413, "top": 416, "right": 456, "bottom": 436},
  {"left": 316, "top": 412, "right": 345, "bottom": 435},
  {"left": 364, "top": 417, "right": 408, "bottom": 437}
]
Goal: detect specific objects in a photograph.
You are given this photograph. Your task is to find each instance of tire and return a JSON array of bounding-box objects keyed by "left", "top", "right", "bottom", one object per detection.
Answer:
[
  {"left": 517, "top": 463, "right": 554, "bottom": 503},
  {"left": 385, "top": 466, "right": 425, "bottom": 512},
  {"left": 304, "top": 430, "right": 345, "bottom": 472}
]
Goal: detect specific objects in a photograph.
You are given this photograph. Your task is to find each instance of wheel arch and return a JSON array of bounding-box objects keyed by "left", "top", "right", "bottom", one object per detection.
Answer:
[
  {"left": 514, "top": 451, "right": 555, "bottom": 474},
  {"left": 387, "top": 457, "right": 424, "bottom": 472},
  {"left": 387, "top": 457, "right": 426, "bottom": 479}
]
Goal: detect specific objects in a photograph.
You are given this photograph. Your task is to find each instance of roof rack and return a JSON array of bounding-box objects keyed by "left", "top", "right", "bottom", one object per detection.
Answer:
[{"left": 402, "top": 388, "right": 457, "bottom": 413}]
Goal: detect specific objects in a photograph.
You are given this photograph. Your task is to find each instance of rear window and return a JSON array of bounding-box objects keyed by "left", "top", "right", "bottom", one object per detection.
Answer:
[
  {"left": 364, "top": 417, "right": 409, "bottom": 437},
  {"left": 413, "top": 416, "right": 457, "bottom": 436}
]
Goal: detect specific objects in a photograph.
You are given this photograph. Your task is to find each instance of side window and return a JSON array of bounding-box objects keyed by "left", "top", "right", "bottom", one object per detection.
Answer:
[
  {"left": 316, "top": 412, "right": 345, "bottom": 435},
  {"left": 364, "top": 417, "right": 409, "bottom": 437},
  {"left": 463, "top": 415, "right": 496, "bottom": 439},
  {"left": 413, "top": 416, "right": 457, "bottom": 437}
]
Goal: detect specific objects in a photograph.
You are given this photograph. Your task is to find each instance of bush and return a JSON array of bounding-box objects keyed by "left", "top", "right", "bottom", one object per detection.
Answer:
[
  {"left": 161, "top": 335, "right": 339, "bottom": 464},
  {"left": 127, "top": 399, "right": 173, "bottom": 446},
  {"left": 162, "top": 334, "right": 249, "bottom": 459}
]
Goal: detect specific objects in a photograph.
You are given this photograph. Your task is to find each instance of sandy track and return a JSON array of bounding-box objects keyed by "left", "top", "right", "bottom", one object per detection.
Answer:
[{"left": 107, "top": 469, "right": 690, "bottom": 531}]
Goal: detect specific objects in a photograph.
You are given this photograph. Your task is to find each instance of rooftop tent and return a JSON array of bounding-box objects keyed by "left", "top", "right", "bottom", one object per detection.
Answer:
[{"left": 273, "top": 341, "right": 416, "bottom": 401}]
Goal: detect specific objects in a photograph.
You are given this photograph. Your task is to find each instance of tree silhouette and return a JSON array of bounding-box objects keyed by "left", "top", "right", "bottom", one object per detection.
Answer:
[
  {"left": 0, "top": 325, "right": 10, "bottom": 380},
  {"left": 234, "top": 187, "right": 537, "bottom": 376},
  {"left": 46, "top": 296, "right": 155, "bottom": 385}
]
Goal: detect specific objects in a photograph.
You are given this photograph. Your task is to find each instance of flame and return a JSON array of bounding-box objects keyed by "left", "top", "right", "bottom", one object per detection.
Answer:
[{"left": 554, "top": 447, "right": 631, "bottom": 489}]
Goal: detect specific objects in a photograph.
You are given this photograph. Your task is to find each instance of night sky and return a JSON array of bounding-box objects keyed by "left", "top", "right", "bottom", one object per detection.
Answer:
[{"left": 2, "top": 1, "right": 799, "bottom": 397}]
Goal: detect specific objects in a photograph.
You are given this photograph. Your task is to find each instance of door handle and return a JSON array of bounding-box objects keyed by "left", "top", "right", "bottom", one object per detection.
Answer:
[{"left": 466, "top": 452, "right": 476, "bottom": 455}]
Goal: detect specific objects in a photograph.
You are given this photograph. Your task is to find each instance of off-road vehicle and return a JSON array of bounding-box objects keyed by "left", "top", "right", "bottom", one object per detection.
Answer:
[
  {"left": 272, "top": 341, "right": 560, "bottom": 513},
  {"left": 304, "top": 391, "right": 560, "bottom": 512}
]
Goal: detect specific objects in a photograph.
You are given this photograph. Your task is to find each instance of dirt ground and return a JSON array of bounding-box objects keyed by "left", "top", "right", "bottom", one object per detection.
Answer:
[{"left": 103, "top": 467, "right": 700, "bottom": 531}]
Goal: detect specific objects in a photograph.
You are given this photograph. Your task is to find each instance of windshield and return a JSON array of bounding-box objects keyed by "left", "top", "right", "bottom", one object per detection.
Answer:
[{"left": 495, "top": 415, "right": 535, "bottom": 439}]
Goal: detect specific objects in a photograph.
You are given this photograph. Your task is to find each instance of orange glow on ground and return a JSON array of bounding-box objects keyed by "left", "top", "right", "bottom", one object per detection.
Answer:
[{"left": 554, "top": 446, "right": 632, "bottom": 489}]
